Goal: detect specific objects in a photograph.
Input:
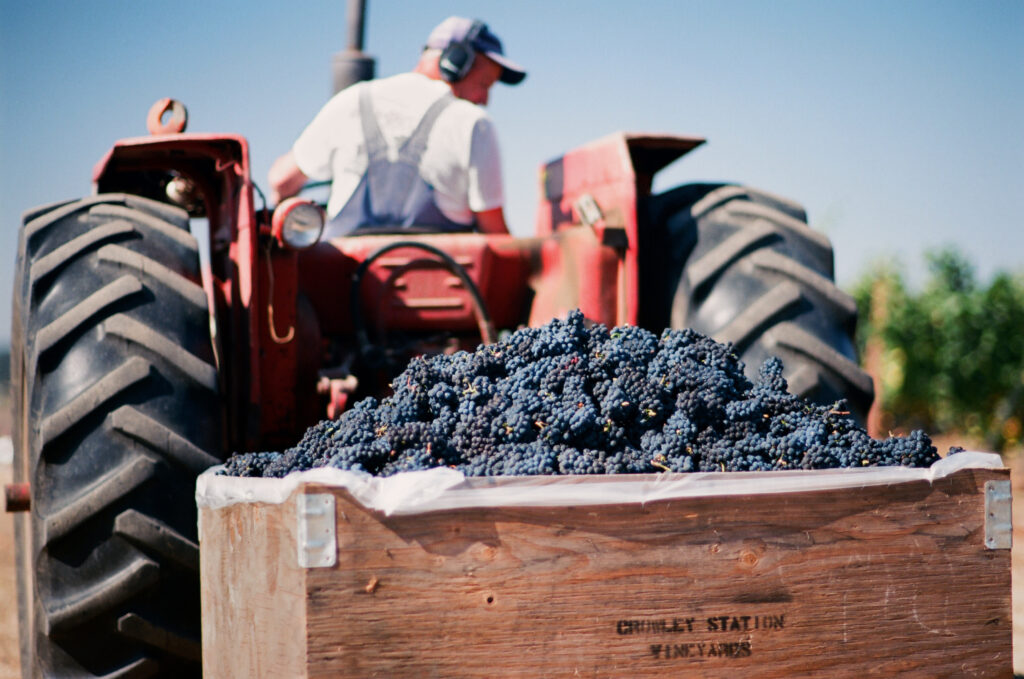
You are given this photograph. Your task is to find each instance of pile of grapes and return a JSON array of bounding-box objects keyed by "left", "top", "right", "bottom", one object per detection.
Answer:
[{"left": 222, "top": 310, "right": 952, "bottom": 479}]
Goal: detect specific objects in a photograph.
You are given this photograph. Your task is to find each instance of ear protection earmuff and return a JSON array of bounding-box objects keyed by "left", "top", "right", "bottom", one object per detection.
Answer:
[{"left": 439, "top": 20, "right": 485, "bottom": 83}]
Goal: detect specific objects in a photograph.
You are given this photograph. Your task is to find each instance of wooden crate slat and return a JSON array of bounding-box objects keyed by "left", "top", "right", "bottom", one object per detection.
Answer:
[
  {"left": 200, "top": 499, "right": 307, "bottom": 677},
  {"left": 201, "top": 467, "right": 1011, "bottom": 678}
]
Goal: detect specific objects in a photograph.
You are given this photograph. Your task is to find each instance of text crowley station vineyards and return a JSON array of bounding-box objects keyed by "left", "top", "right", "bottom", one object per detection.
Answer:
[
  {"left": 222, "top": 310, "right": 954, "bottom": 478},
  {"left": 616, "top": 615, "right": 786, "bottom": 635}
]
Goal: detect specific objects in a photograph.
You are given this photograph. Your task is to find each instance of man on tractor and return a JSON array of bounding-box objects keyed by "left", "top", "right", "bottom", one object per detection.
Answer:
[{"left": 268, "top": 16, "right": 526, "bottom": 237}]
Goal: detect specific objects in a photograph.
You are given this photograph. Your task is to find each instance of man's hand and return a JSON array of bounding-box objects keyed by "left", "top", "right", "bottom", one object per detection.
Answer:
[{"left": 268, "top": 151, "right": 309, "bottom": 206}]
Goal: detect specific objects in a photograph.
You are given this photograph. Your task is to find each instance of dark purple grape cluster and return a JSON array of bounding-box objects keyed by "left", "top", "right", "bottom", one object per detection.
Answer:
[{"left": 221, "top": 310, "right": 948, "bottom": 478}]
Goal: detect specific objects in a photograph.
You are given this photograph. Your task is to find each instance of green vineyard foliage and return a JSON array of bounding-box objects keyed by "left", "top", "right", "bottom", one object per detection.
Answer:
[{"left": 852, "top": 249, "right": 1024, "bottom": 452}]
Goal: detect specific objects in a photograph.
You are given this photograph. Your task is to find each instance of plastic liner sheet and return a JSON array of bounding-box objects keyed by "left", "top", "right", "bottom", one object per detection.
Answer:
[{"left": 197, "top": 451, "right": 1004, "bottom": 516}]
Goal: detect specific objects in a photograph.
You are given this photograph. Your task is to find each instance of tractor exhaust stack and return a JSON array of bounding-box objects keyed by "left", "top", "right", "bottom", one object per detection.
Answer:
[{"left": 332, "top": 0, "right": 376, "bottom": 94}]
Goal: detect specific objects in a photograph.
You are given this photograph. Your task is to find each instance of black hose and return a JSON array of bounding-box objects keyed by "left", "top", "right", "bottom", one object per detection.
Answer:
[{"left": 350, "top": 240, "right": 498, "bottom": 367}]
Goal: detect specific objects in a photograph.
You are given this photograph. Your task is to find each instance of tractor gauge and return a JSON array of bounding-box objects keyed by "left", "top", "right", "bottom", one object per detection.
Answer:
[{"left": 272, "top": 197, "right": 326, "bottom": 249}]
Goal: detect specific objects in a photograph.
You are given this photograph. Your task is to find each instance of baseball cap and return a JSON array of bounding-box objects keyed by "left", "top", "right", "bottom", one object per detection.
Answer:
[{"left": 425, "top": 17, "right": 527, "bottom": 85}]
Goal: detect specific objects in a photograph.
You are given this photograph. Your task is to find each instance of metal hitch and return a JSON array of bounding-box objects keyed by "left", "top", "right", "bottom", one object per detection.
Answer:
[{"left": 4, "top": 483, "right": 30, "bottom": 512}]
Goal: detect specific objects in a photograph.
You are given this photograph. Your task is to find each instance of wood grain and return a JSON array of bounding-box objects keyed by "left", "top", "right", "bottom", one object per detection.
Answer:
[
  {"left": 200, "top": 498, "right": 306, "bottom": 678},
  {"left": 202, "top": 468, "right": 1012, "bottom": 678}
]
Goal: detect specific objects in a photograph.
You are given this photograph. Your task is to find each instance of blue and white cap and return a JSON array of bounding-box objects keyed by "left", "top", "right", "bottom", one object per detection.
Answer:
[{"left": 425, "top": 16, "right": 527, "bottom": 85}]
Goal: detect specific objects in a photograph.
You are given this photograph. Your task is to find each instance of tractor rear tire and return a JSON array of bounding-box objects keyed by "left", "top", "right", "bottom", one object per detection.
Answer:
[
  {"left": 644, "top": 183, "right": 874, "bottom": 421},
  {"left": 12, "top": 194, "right": 222, "bottom": 678}
]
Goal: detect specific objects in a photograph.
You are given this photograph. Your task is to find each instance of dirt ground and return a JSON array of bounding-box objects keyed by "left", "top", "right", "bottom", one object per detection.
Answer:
[
  {"left": 1, "top": 462, "right": 19, "bottom": 679},
  {"left": 1, "top": 455, "right": 1023, "bottom": 677},
  {"left": 1012, "top": 453, "right": 1024, "bottom": 674}
]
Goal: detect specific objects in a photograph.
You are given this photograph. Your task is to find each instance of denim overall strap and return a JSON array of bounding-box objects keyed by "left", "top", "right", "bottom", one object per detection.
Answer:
[{"left": 358, "top": 86, "right": 455, "bottom": 225}]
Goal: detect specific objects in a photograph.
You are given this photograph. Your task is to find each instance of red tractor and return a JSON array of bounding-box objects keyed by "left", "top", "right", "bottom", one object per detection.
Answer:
[{"left": 9, "top": 18, "right": 871, "bottom": 679}]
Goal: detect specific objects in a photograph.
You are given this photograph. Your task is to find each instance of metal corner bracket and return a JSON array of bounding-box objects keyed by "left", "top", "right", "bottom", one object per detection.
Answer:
[
  {"left": 984, "top": 480, "right": 1012, "bottom": 550},
  {"left": 297, "top": 493, "right": 337, "bottom": 568}
]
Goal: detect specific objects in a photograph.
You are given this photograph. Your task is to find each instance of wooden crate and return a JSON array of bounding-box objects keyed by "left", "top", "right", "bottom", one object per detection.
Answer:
[{"left": 198, "top": 457, "right": 1012, "bottom": 678}]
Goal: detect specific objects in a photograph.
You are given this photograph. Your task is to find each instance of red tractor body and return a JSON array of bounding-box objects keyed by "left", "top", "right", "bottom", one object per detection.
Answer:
[
  {"left": 531, "top": 133, "right": 705, "bottom": 328},
  {"left": 89, "top": 126, "right": 706, "bottom": 453},
  {"left": 13, "top": 95, "right": 867, "bottom": 677}
]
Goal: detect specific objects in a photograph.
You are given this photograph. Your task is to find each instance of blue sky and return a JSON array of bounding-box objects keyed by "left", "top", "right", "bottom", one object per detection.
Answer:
[{"left": 1, "top": 0, "right": 1022, "bottom": 346}]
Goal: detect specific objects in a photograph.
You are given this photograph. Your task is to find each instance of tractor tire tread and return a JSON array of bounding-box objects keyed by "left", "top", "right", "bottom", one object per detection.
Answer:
[
  {"left": 784, "top": 364, "right": 822, "bottom": 398},
  {"left": 98, "top": 657, "right": 160, "bottom": 679},
  {"left": 15, "top": 193, "right": 218, "bottom": 677},
  {"left": 35, "top": 275, "right": 144, "bottom": 360},
  {"left": 20, "top": 199, "right": 78, "bottom": 227},
  {"left": 101, "top": 314, "right": 218, "bottom": 391},
  {"left": 43, "top": 556, "right": 159, "bottom": 636},
  {"left": 43, "top": 457, "right": 158, "bottom": 545},
  {"left": 750, "top": 249, "right": 857, "bottom": 322},
  {"left": 97, "top": 244, "right": 209, "bottom": 309},
  {"left": 690, "top": 184, "right": 807, "bottom": 223},
  {"left": 767, "top": 322, "right": 875, "bottom": 399},
  {"left": 689, "top": 185, "right": 834, "bottom": 276},
  {"left": 87, "top": 203, "right": 197, "bottom": 253},
  {"left": 714, "top": 281, "right": 803, "bottom": 349},
  {"left": 24, "top": 196, "right": 127, "bottom": 242},
  {"left": 39, "top": 357, "right": 154, "bottom": 449},
  {"left": 47, "top": 651, "right": 160, "bottom": 679},
  {"left": 108, "top": 406, "right": 219, "bottom": 474},
  {"left": 684, "top": 220, "right": 778, "bottom": 292},
  {"left": 116, "top": 613, "right": 202, "bottom": 663},
  {"left": 655, "top": 183, "right": 874, "bottom": 420},
  {"left": 29, "top": 220, "right": 137, "bottom": 291},
  {"left": 113, "top": 510, "right": 199, "bottom": 572}
]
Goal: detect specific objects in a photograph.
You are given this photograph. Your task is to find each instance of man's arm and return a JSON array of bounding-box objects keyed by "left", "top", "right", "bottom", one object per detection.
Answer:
[
  {"left": 268, "top": 151, "right": 309, "bottom": 205},
  {"left": 474, "top": 206, "right": 509, "bottom": 235}
]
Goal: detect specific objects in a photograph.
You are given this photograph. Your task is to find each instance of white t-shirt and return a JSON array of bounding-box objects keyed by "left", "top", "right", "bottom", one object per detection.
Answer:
[{"left": 292, "top": 72, "right": 504, "bottom": 226}]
